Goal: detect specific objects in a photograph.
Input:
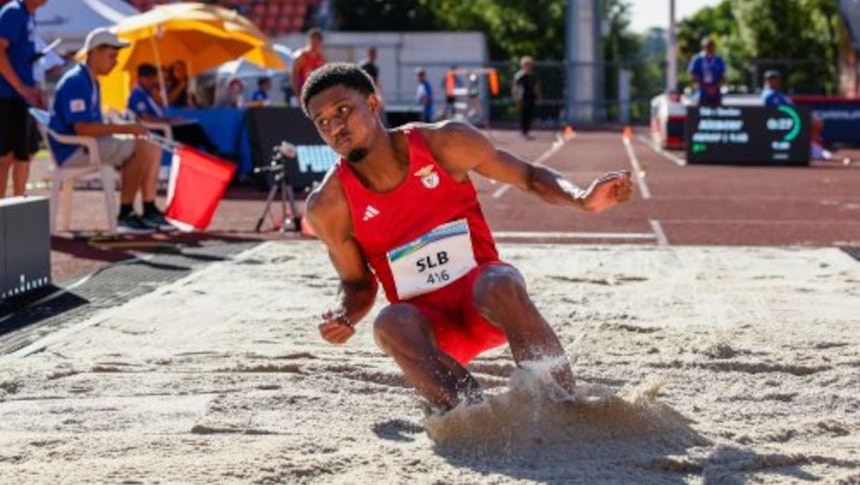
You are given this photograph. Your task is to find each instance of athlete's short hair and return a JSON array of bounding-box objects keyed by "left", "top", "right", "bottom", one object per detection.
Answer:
[{"left": 301, "top": 62, "right": 377, "bottom": 117}]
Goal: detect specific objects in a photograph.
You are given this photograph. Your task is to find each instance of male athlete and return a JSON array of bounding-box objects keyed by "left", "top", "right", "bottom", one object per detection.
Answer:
[{"left": 302, "top": 63, "right": 633, "bottom": 411}]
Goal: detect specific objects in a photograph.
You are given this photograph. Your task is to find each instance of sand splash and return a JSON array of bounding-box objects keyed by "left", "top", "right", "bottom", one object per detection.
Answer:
[{"left": 424, "top": 361, "right": 705, "bottom": 458}]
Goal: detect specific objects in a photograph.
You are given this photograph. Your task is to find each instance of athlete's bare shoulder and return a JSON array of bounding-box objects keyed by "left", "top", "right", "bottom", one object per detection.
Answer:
[
  {"left": 305, "top": 163, "right": 352, "bottom": 245},
  {"left": 403, "top": 120, "right": 495, "bottom": 177}
]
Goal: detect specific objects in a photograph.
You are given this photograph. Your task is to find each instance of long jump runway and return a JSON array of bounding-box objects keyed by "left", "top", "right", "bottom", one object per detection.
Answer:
[{"left": 481, "top": 129, "right": 860, "bottom": 247}]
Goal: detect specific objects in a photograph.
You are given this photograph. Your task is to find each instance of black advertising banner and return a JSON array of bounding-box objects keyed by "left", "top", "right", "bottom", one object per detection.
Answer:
[
  {"left": 685, "top": 105, "right": 810, "bottom": 165},
  {"left": 247, "top": 107, "right": 339, "bottom": 190}
]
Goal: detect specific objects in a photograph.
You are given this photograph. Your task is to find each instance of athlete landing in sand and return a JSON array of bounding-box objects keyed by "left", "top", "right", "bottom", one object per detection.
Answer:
[{"left": 302, "top": 63, "right": 634, "bottom": 411}]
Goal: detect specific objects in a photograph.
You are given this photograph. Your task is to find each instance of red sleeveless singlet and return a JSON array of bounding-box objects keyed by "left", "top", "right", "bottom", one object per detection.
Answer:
[{"left": 335, "top": 127, "right": 499, "bottom": 305}]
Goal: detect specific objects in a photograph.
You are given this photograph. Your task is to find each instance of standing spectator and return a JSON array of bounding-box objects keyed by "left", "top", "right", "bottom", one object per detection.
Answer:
[
  {"left": 415, "top": 67, "right": 433, "bottom": 123},
  {"left": 512, "top": 56, "right": 541, "bottom": 140},
  {"left": 249, "top": 76, "right": 271, "bottom": 106},
  {"left": 687, "top": 37, "right": 725, "bottom": 107},
  {"left": 291, "top": 28, "right": 326, "bottom": 99},
  {"left": 49, "top": 27, "right": 169, "bottom": 234},
  {"left": 0, "top": 0, "right": 48, "bottom": 198},
  {"left": 359, "top": 46, "right": 380, "bottom": 87}
]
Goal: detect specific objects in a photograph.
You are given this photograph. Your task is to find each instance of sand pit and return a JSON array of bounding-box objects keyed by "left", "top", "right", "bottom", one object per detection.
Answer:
[{"left": 0, "top": 242, "right": 858, "bottom": 484}]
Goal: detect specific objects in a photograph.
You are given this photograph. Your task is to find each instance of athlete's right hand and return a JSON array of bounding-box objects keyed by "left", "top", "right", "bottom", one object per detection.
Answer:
[{"left": 319, "top": 309, "right": 355, "bottom": 344}]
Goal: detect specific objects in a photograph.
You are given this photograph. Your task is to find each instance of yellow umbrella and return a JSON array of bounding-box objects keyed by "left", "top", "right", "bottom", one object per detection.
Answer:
[{"left": 97, "top": 2, "right": 285, "bottom": 111}]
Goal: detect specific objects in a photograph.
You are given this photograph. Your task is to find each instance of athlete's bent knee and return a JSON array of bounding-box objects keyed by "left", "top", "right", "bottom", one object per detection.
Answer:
[
  {"left": 373, "top": 303, "right": 425, "bottom": 354},
  {"left": 473, "top": 265, "right": 527, "bottom": 316}
]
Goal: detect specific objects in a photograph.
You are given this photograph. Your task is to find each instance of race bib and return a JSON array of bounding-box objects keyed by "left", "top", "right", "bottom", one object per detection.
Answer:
[{"left": 387, "top": 219, "right": 477, "bottom": 300}]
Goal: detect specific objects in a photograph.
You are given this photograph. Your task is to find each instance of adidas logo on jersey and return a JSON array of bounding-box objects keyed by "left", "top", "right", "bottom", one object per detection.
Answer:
[{"left": 362, "top": 205, "right": 380, "bottom": 222}]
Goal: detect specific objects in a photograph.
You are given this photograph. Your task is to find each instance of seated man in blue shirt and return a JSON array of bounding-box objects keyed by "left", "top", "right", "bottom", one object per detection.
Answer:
[
  {"left": 127, "top": 63, "right": 221, "bottom": 156},
  {"left": 760, "top": 69, "right": 829, "bottom": 160},
  {"left": 49, "top": 27, "right": 170, "bottom": 234},
  {"left": 248, "top": 76, "right": 271, "bottom": 107},
  {"left": 760, "top": 70, "right": 792, "bottom": 106},
  {"left": 687, "top": 37, "right": 725, "bottom": 107}
]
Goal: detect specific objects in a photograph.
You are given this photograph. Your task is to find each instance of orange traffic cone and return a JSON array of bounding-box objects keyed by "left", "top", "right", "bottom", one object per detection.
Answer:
[
  {"left": 563, "top": 125, "right": 575, "bottom": 141},
  {"left": 622, "top": 125, "right": 633, "bottom": 139}
]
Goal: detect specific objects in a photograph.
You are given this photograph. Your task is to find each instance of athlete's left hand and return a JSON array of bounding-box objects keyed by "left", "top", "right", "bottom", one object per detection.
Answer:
[{"left": 581, "top": 170, "right": 634, "bottom": 212}]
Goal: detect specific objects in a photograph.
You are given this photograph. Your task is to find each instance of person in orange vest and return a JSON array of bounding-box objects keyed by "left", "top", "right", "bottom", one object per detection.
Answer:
[
  {"left": 291, "top": 28, "right": 326, "bottom": 101},
  {"left": 442, "top": 65, "right": 462, "bottom": 119}
]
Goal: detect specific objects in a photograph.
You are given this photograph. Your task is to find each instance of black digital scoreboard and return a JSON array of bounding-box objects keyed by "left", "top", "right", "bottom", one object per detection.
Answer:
[{"left": 685, "top": 105, "right": 810, "bottom": 165}]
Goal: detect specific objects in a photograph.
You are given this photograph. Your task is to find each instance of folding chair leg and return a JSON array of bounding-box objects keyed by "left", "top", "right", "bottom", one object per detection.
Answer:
[
  {"left": 49, "top": 172, "right": 61, "bottom": 233},
  {"left": 60, "top": 176, "right": 74, "bottom": 232},
  {"left": 101, "top": 166, "right": 118, "bottom": 234}
]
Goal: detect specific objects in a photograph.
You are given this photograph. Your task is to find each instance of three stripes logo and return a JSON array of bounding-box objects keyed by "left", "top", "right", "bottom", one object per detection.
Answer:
[{"left": 362, "top": 205, "right": 380, "bottom": 222}]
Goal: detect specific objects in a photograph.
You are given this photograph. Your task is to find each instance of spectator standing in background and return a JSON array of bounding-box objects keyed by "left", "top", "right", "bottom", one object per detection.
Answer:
[
  {"left": 291, "top": 28, "right": 326, "bottom": 99},
  {"left": 512, "top": 56, "right": 541, "bottom": 140},
  {"left": 687, "top": 37, "right": 725, "bottom": 107},
  {"left": 359, "top": 46, "right": 379, "bottom": 87},
  {"left": 415, "top": 67, "right": 433, "bottom": 123},
  {"left": 0, "top": 0, "right": 48, "bottom": 197}
]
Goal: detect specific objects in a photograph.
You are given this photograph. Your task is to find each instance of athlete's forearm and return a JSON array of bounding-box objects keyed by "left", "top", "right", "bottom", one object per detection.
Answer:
[
  {"left": 526, "top": 165, "right": 587, "bottom": 209},
  {"left": 0, "top": 51, "right": 24, "bottom": 93},
  {"left": 333, "top": 277, "right": 378, "bottom": 326}
]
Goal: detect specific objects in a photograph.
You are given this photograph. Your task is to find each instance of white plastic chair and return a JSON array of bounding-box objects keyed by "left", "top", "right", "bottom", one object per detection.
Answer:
[{"left": 28, "top": 107, "right": 119, "bottom": 234}]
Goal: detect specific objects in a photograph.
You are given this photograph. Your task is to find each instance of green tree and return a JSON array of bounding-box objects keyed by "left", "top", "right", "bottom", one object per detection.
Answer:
[
  {"left": 416, "top": 0, "right": 566, "bottom": 61},
  {"left": 332, "top": 0, "right": 439, "bottom": 31}
]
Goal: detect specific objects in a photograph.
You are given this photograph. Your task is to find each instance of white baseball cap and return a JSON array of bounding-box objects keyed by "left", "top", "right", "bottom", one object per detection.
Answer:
[{"left": 84, "top": 27, "right": 130, "bottom": 52}]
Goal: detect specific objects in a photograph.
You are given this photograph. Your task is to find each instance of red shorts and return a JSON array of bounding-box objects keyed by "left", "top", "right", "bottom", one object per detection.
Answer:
[{"left": 408, "top": 261, "right": 509, "bottom": 365}]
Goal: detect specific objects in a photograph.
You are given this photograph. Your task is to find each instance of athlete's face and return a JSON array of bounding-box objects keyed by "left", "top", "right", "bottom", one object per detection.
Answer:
[{"left": 308, "top": 85, "right": 380, "bottom": 163}]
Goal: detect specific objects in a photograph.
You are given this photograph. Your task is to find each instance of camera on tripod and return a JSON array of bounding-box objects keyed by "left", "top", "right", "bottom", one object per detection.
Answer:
[
  {"left": 254, "top": 141, "right": 298, "bottom": 174},
  {"left": 254, "top": 140, "right": 302, "bottom": 233}
]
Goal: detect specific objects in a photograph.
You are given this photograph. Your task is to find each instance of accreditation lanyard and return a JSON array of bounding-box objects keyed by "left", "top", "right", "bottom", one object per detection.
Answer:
[{"left": 702, "top": 55, "right": 718, "bottom": 85}]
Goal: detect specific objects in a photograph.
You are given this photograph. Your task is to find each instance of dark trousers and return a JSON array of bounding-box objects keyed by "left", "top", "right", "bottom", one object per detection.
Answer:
[{"left": 520, "top": 100, "right": 535, "bottom": 135}]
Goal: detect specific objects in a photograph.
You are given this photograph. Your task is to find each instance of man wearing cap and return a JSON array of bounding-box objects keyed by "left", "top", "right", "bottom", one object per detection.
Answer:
[
  {"left": 0, "top": 0, "right": 49, "bottom": 197},
  {"left": 760, "top": 69, "right": 829, "bottom": 160},
  {"left": 49, "top": 27, "right": 170, "bottom": 234},
  {"left": 761, "top": 70, "right": 792, "bottom": 106},
  {"left": 687, "top": 37, "right": 725, "bottom": 107}
]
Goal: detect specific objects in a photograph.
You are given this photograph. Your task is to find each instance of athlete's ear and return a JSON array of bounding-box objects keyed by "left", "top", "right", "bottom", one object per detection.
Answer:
[{"left": 367, "top": 93, "right": 380, "bottom": 113}]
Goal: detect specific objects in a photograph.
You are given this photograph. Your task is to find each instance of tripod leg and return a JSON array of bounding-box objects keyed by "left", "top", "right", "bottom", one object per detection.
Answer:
[
  {"left": 255, "top": 181, "right": 281, "bottom": 232},
  {"left": 279, "top": 176, "right": 290, "bottom": 231},
  {"left": 285, "top": 184, "right": 302, "bottom": 232}
]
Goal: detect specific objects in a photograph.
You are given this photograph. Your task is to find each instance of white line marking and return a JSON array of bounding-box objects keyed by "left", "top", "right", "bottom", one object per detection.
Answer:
[
  {"left": 622, "top": 136, "right": 652, "bottom": 199},
  {"left": 494, "top": 231, "right": 657, "bottom": 240},
  {"left": 635, "top": 134, "right": 686, "bottom": 166},
  {"left": 492, "top": 134, "right": 566, "bottom": 199},
  {"left": 649, "top": 219, "right": 669, "bottom": 246}
]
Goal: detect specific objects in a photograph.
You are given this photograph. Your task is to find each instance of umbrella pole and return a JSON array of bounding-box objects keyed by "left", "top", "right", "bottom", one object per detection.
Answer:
[{"left": 149, "top": 33, "right": 169, "bottom": 110}]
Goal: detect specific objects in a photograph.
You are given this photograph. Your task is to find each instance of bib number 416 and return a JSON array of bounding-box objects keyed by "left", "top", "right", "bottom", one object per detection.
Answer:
[{"left": 416, "top": 251, "right": 450, "bottom": 285}]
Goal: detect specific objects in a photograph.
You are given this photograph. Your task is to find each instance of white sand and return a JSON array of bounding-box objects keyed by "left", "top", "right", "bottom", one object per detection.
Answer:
[{"left": 1, "top": 242, "right": 858, "bottom": 484}]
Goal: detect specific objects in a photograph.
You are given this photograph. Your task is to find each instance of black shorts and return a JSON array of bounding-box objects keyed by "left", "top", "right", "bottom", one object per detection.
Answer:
[{"left": 0, "top": 98, "right": 40, "bottom": 161}]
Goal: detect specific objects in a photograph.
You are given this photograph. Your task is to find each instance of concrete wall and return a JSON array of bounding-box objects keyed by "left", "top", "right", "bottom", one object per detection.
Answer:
[{"left": 274, "top": 31, "right": 488, "bottom": 107}]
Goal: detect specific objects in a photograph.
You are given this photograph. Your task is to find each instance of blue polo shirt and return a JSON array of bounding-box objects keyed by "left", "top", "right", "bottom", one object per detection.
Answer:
[
  {"left": 127, "top": 84, "right": 164, "bottom": 119},
  {"left": 0, "top": 0, "right": 37, "bottom": 100},
  {"left": 49, "top": 63, "right": 102, "bottom": 164},
  {"left": 687, "top": 52, "right": 725, "bottom": 103},
  {"left": 251, "top": 88, "right": 268, "bottom": 102},
  {"left": 762, "top": 88, "right": 792, "bottom": 106}
]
